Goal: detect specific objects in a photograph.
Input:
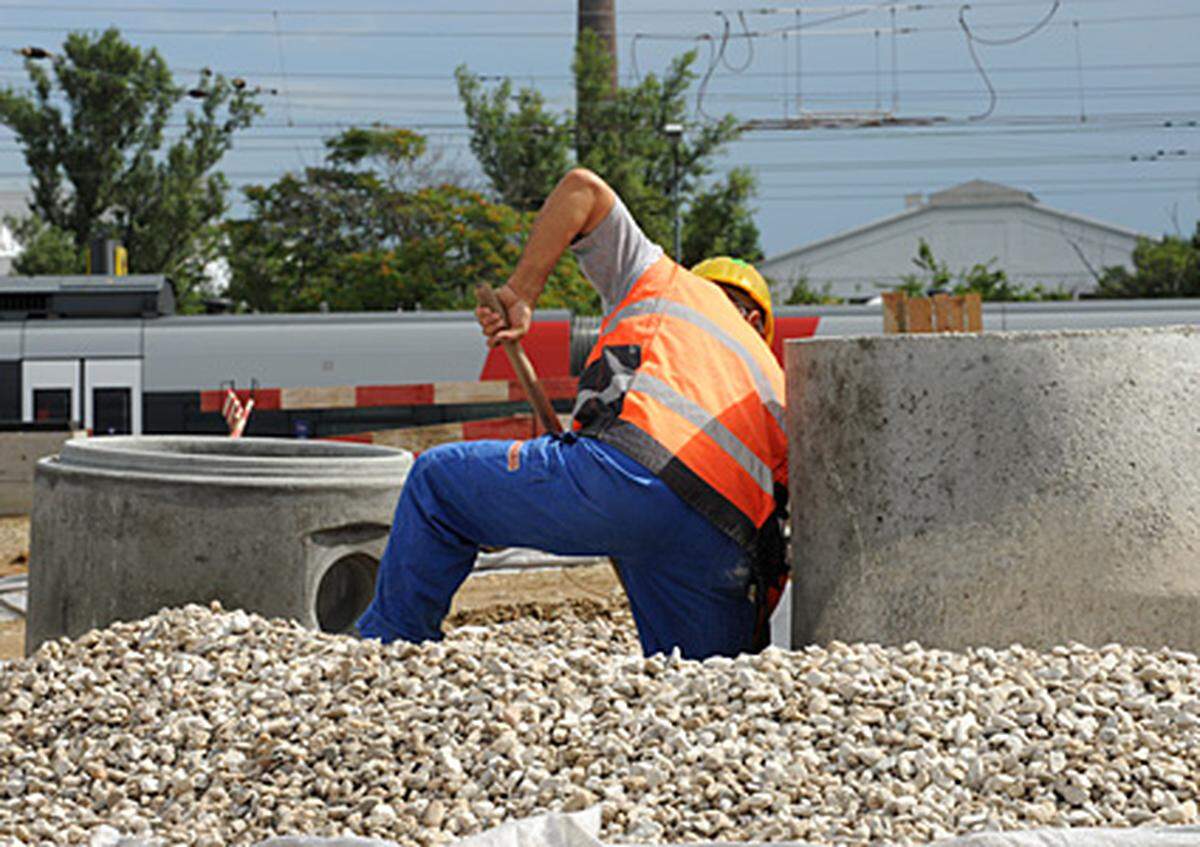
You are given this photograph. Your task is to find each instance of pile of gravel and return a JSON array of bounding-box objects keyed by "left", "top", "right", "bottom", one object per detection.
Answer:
[{"left": 2, "top": 603, "right": 1199, "bottom": 846}]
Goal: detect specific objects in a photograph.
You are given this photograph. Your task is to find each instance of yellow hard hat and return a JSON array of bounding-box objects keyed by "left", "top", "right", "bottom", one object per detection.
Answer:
[{"left": 690, "top": 256, "right": 774, "bottom": 345}]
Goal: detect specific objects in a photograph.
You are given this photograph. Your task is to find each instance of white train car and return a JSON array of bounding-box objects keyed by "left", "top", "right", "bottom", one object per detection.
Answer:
[{"left": 2, "top": 275, "right": 1196, "bottom": 438}]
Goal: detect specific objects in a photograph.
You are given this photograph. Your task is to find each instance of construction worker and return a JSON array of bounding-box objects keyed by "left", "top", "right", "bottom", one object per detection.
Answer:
[{"left": 357, "top": 168, "right": 787, "bottom": 659}]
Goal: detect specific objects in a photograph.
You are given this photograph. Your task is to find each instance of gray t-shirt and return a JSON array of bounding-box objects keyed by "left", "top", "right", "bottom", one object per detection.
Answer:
[{"left": 570, "top": 196, "right": 664, "bottom": 314}]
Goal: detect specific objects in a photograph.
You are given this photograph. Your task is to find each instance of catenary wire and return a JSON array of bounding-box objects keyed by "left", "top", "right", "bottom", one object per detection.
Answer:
[
  {"left": 958, "top": 1, "right": 1060, "bottom": 120},
  {"left": 0, "top": 0, "right": 1182, "bottom": 14},
  {"left": 3, "top": 11, "right": 1199, "bottom": 39}
]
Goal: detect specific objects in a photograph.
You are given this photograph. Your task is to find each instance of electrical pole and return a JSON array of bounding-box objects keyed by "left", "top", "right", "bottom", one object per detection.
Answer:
[{"left": 664, "top": 123, "right": 683, "bottom": 261}]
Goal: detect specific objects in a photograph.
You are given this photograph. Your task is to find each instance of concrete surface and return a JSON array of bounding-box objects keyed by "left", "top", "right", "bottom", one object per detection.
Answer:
[
  {"left": 28, "top": 436, "right": 412, "bottom": 653},
  {"left": 0, "top": 430, "right": 84, "bottom": 516},
  {"left": 787, "top": 325, "right": 1200, "bottom": 652}
]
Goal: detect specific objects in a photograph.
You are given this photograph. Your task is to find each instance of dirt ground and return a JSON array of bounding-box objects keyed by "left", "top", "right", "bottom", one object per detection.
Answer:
[
  {"left": 0, "top": 516, "right": 28, "bottom": 659},
  {"left": 0, "top": 515, "right": 627, "bottom": 661}
]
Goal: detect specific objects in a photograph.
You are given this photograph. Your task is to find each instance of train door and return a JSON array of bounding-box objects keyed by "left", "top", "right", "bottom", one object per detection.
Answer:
[
  {"left": 84, "top": 359, "right": 143, "bottom": 435},
  {"left": 22, "top": 359, "right": 81, "bottom": 427}
]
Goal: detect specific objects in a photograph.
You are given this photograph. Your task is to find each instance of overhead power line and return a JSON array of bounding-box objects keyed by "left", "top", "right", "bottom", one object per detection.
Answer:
[
  {"left": 14, "top": 81, "right": 1190, "bottom": 107},
  {"left": 958, "top": 0, "right": 1062, "bottom": 120},
  {"left": 4, "top": 58, "right": 1196, "bottom": 85},
  {"left": 0, "top": 0, "right": 1183, "bottom": 14},
  {"left": 0, "top": 2, "right": 722, "bottom": 16},
  {"left": 0, "top": 110, "right": 1196, "bottom": 141},
  {"left": 5, "top": 117, "right": 1181, "bottom": 156},
  {"left": 634, "top": 11, "right": 1200, "bottom": 40},
  {"left": 4, "top": 111, "right": 1189, "bottom": 149},
  {"left": 0, "top": 150, "right": 1192, "bottom": 182},
  {"left": 757, "top": 185, "right": 1200, "bottom": 202},
  {"left": 757, "top": 176, "right": 1200, "bottom": 190},
  {"left": 2, "top": 11, "right": 1199, "bottom": 39},
  {"left": 745, "top": 152, "right": 1198, "bottom": 173}
]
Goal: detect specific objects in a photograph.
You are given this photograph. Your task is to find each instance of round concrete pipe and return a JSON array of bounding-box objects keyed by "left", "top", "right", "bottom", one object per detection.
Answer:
[
  {"left": 787, "top": 325, "right": 1200, "bottom": 652},
  {"left": 29, "top": 436, "right": 412, "bottom": 653}
]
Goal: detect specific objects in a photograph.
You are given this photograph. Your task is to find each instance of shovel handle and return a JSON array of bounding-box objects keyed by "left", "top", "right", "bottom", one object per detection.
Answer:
[{"left": 475, "top": 284, "right": 563, "bottom": 435}]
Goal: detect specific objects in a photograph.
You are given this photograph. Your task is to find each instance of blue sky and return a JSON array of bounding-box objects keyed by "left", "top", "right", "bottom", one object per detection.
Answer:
[{"left": 0, "top": 0, "right": 1197, "bottom": 258}]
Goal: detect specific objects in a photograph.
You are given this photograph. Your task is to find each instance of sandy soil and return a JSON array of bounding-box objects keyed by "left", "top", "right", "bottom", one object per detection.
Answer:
[
  {"left": 0, "top": 516, "right": 28, "bottom": 576},
  {"left": 0, "top": 515, "right": 628, "bottom": 661},
  {"left": 0, "top": 516, "right": 29, "bottom": 659}
]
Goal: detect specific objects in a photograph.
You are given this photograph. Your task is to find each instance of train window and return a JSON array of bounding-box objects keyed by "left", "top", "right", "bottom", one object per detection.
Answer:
[
  {"left": 94, "top": 388, "right": 132, "bottom": 435},
  {"left": 33, "top": 389, "right": 71, "bottom": 424},
  {"left": 0, "top": 362, "right": 18, "bottom": 422}
]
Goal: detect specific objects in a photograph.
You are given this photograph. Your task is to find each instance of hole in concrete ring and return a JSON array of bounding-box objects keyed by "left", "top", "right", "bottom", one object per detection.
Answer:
[{"left": 315, "top": 553, "right": 378, "bottom": 633}]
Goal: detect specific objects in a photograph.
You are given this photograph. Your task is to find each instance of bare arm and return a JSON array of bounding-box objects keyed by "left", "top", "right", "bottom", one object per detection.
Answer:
[{"left": 476, "top": 168, "right": 616, "bottom": 346}]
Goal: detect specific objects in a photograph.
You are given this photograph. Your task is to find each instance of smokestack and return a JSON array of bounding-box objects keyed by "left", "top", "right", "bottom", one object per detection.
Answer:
[{"left": 578, "top": 0, "right": 617, "bottom": 90}]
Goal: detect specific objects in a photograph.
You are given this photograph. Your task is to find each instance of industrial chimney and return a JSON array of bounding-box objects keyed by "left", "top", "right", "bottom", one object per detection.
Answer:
[{"left": 577, "top": 0, "right": 617, "bottom": 90}]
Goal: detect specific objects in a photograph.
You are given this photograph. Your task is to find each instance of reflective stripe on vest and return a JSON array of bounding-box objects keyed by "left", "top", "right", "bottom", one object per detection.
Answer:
[
  {"left": 590, "top": 297, "right": 784, "bottom": 431},
  {"left": 572, "top": 257, "right": 786, "bottom": 548}
]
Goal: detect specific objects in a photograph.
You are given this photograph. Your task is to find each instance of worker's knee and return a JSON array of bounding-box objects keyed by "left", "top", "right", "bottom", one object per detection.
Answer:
[
  {"left": 405, "top": 441, "right": 481, "bottom": 495},
  {"left": 404, "top": 446, "right": 449, "bottom": 494}
]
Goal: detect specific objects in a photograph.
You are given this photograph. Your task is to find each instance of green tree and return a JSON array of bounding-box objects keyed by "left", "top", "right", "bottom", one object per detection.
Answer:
[
  {"left": 679, "top": 168, "right": 762, "bottom": 268},
  {"left": 226, "top": 127, "right": 596, "bottom": 314},
  {"left": 455, "top": 71, "right": 571, "bottom": 214},
  {"left": 1095, "top": 233, "right": 1200, "bottom": 297},
  {"left": 3, "top": 216, "right": 84, "bottom": 275},
  {"left": 456, "top": 30, "right": 756, "bottom": 259},
  {"left": 0, "top": 28, "right": 260, "bottom": 309}
]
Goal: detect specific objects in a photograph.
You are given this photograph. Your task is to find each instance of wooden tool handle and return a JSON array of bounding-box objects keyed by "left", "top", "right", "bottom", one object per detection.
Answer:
[{"left": 475, "top": 284, "right": 563, "bottom": 435}]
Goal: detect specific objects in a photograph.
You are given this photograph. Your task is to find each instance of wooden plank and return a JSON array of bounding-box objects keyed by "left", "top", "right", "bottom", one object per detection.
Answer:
[
  {"left": 949, "top": 296, "right": 966, "bottom": 332},
  {"left": 882, "top": 291, "right": 906, "bottom": 334},
  {"left": 369, "top": 422, "right": 466, "bottom": 452},
  {"left": 964, "top": 292, "right": 984, "bottom": 332},
  {"left": 330, "top": 413, "right": 566, "bottom": 454},
  {"left": 280, "top": 385, "right": 356, "bottom": 410},
  {"left": 356, "top": 384, "right": 436, "bottom": 407},
  {"left": 932, "top": 294, "right": 955, "bottom": 333},
  {"left": 512, "top": 375, "right": 578, "bottom": 402},
  {"left": 905, "top": 297, "right": 934, "bottom": 333},
  {"left": 200, "top": 388, "right": 281, "bottom": 413},
  {"left": 433, "top": 380, "right": 510, "bottom": 405}
]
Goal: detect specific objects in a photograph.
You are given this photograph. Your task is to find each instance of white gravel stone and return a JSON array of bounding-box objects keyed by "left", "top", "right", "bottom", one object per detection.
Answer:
[{"left": 1, "top": 603, "right": 1200, "bottom": 846}]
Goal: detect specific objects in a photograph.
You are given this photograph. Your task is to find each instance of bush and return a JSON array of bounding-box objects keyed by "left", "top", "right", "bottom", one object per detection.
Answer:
[{"left": 892, "top": 239, "right": 1070, "bottom": 302}]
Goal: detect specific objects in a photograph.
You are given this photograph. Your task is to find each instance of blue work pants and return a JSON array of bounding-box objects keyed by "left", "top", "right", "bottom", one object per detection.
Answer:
[{"left": 356, "top": 433, "right": 755, "bottom": 658}]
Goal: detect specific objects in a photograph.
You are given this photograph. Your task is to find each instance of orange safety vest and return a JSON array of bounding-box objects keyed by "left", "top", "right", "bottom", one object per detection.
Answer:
[{"left": 572, "top": 256, "right": 787, "bottom": 550}]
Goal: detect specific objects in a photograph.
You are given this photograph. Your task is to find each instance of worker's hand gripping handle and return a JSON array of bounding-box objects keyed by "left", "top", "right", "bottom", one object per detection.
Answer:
[{"left": 474, "top": 284, "right": 564, "bottom": 436}]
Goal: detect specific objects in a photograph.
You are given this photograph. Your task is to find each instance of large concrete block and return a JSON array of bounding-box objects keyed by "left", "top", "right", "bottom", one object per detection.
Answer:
[
  {"left": 0, "top": 429, "right": 84, "bottom": 516},
  {"left": 29, "top": 436, "right": 412, "bottom": 653},
  {"left": 787, "top": 325, "right": 1200, "bottom": 652}
]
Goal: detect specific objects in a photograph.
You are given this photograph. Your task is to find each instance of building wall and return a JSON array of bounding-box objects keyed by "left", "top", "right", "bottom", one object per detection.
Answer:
[
  {"left": 0, "top": 223, "right": 18, "bottom": 276},
  {"left": 0, "top": 191, "right": 27, "bottom": 276},
  {"left": 762, "top": 204, "right": 1142, "bottom": 302}
]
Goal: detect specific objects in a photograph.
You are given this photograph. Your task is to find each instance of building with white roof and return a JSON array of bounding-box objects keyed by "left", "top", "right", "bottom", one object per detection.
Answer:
[{"left": 760, "top": 180, "right": 1144, "bottom": 302}]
